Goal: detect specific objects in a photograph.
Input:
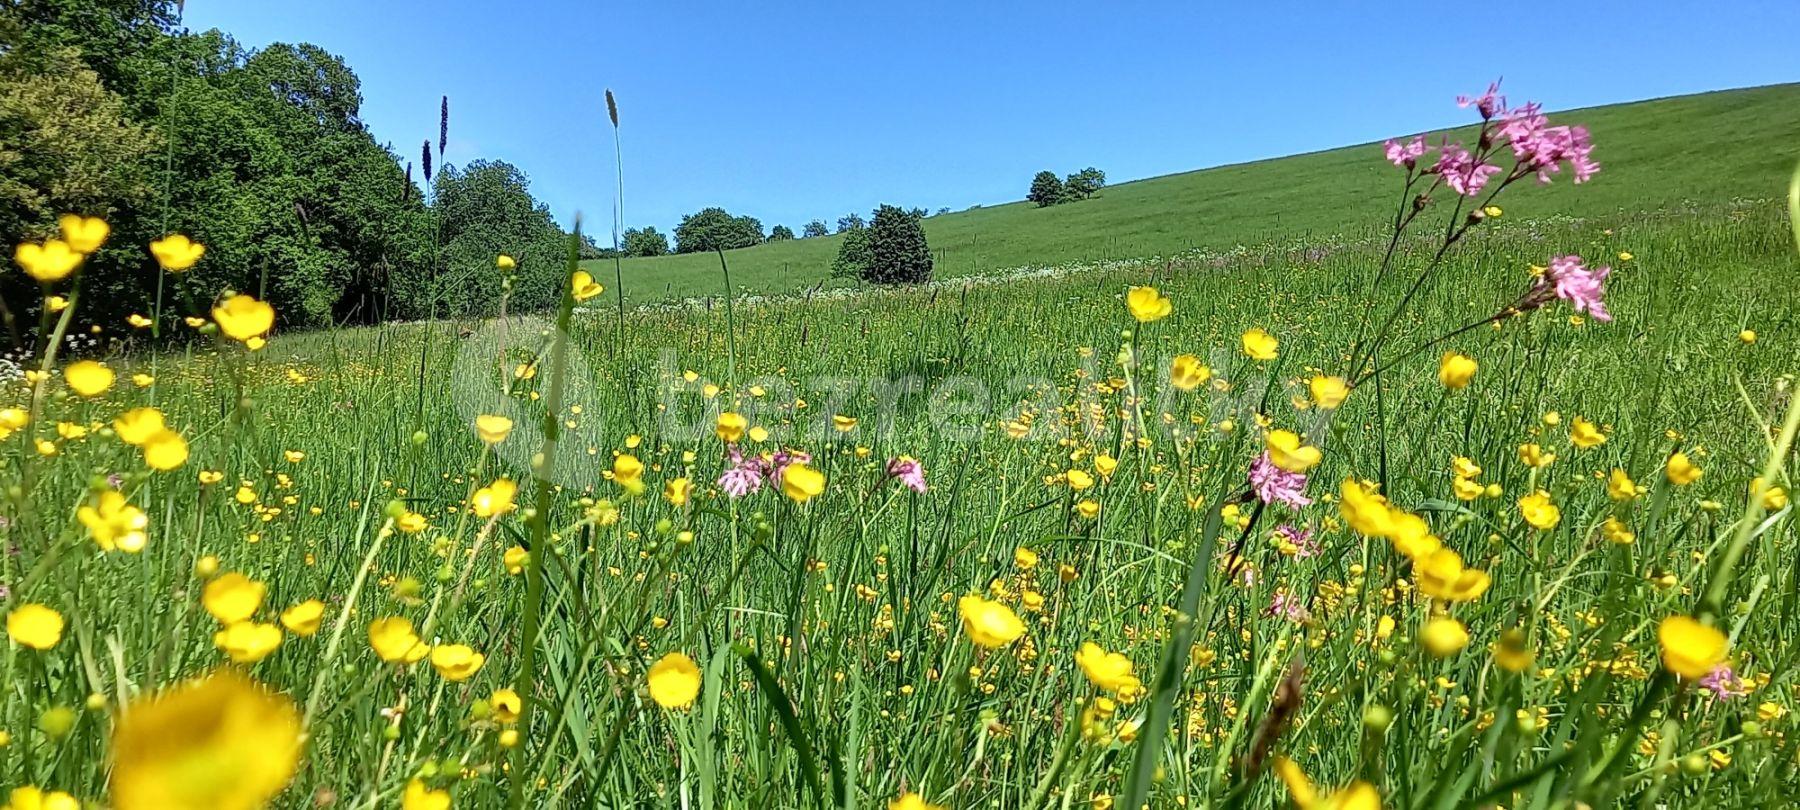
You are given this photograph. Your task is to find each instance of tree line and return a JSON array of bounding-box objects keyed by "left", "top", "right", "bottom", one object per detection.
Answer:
[
  {"left": 1, "top": 0, "right": 582, "bottom": 341},
  {"left": 1028, "top": 167, "right": 1107, "bottom": 207}
]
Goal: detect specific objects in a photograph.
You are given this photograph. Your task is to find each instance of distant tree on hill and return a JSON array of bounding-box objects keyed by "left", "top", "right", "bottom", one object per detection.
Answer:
[
  {"left": 836, "top": 212, "right": 865, "bottom": 233},
  {"left": 1028, "top": 171, "right": 1066, "bottom": 207},
  {"left": 863, "top": 204, "right": 931, "bottom": 285},
  {"left": 802, "top": 220, "right": 829, "bottom": 238},
  {"left": 622, "top": 226, "right": 669, "bottom": 257},
  {"left": 936, "top": 207, "right": 950, "bottom": 215},
  {"left": 674, "top": 207, "right": 763, "bottom": 253},
  {"left": 906, "top": 206, "right": 928, "bottom": 219},
  {"left": 830, "top": 227, "right": 871, "bottom": 279},
  {"left": 767, "top": 224, "right": 795, "bottom": 241},
  {"left": 1065, "top": 167, "right": 1107, "bottom": 199}
]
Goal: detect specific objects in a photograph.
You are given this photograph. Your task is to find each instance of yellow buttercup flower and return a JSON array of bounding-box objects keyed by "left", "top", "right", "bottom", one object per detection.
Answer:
[
  {"left": 1493, "top": 628, "right": 1535, "bottom": 673},
  {"left": 143, "top": 429, "right": 189, "bottom": 471},
  {"left": 1169, "top": 354, "right": 1211, "bottom": 391},
  {"left": 475, "top": 414, "right": 513, "bottom": 444},
  {"left": 1517, "top": 491, "right": 1561, "bottom": 530},
  {"left": 1075, "top": 642, "right": 1142, "bottom": 697},
  {"left": 212, "top": 294, "right": 275, "bottom": 343},
  {"left": 430, "top": 644, "right": 486, "bottom": 681},
  {"left": 149, "top": 233, "right": 206, "bottom": 272},
  {"left": 1308, "top": 375, "right": 1349, "bottom": 408},
  {"left": 1569, "top": 417, "right": 1606, "bottom": 448},
  {"left": 1658, "top": 615, "right": 1727, "bottom": 679},
  {"left": 402, "top": 779, "right": 450, "bottom": 810},
  {"left": 64, "top": 360, "right": 115, "bottom": 397},
  {"left": 503, "top": 545, "right": 529, "bottom": 575},
  {"left": 1738, "top": 329, "right": 1756, "bottom": 344},
  {"left": 79, "top": 489, "right": 148, "bottom": 552},
  {"left": 1273, "top": 756, "right": 1381, "bottom": 810},
  {"left": 279, "top": 600, "right": 325, "bottom": 637},
  {"left": 113, "top": 407, "right": 167, "bottom": 445},
  {"left": 1265, "top": 429, "right": 1321, "bottom": 474},
  {"left": 958, "top": 595, "right": 1025, "bottom": 648},
  {"left": 1451, "top": 476, "right": 1483, "bottom": 501},
  {"left": 1607, "top": 469, "right": 1642, "bottom": 501},
  {"left": 663, "top": 477, "right": 692, "bottom": 507},
  {"left": 781, "top": 462, "right": 826, "bottom": 503},
  {"left": 1415, "top": 548, "right": 1490, "bottom": 602},
  {"left": 4, "top": 786, "right": 80, "bottom": 810},
  {"left": 1437, "top": 352, "right": 1477, "bottom": 389},
  {"left": 1240, "top": 328, "right": 1279, "bottom": 361},
  {"left": 490, "top": 688, "right": 522, "bottom": 723},
  {"left": 716, "top": 411, "right": 747, "bottom": 442},
  {"left": 109, "top": 670, "right": 301, "bottom": 810},
  {"left": 1750, "top": 477, "right": 1788, "bottom": 511},
  {"left": 471, "top": 478, "right": 518, "bottom": 518},
  {"left": 1124, "top": 286, "right": 1171, "bottom": 322},
  {"left": 14, "top": 239, "right": 84, "bottom": 282},
  {"left": 1601, "top": 516, "right": 1635, "bottom": 545},
  {"left": 203, "top": 573, "right": 266, "bottom": 625},
  {"left": 1666, "top": 451, "right": 1702, "bottom": 486},
  {"left": 212, "top": 621, "right": 282, "bottom": 664},
  {"left": 368, "top": 618, "right": 429, "bottom": 664},
  {"left": 612, "top": 453, "right": 645, "bottom": 495},
  {"left": 832, "top": 414, "right": 858, "bottom": 433},
  {"left": 496, "top": 254, "right": 516, "bottom": 270},
  {"left": 1420, "top": 616, "right": 1470, "bottom": 658},
  {"left": 647, "top": 652, "right": 702, "bottom": 709},
  {"left": 1518, "top": 443, "right": 1555, "bottom": 469},
  {"left": 6, "top": 604, "right": 65, "bottom": 650},
  {"left": 1339, "top": 479, "right": 1394, "bottom": 538},
  {"left": 59, "top": 214, "right": 109, "bottom": 253},
  {"left": 889, "top": 793, "right": 948, "bottom": 810},
  {"left": 570, "top": 270, "right": 604, "bottom": 301}
]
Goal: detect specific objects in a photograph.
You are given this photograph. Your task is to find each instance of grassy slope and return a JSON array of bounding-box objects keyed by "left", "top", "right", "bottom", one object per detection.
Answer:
[{"left": 591, "top": 83, "right": 1800, "bottom": 302}]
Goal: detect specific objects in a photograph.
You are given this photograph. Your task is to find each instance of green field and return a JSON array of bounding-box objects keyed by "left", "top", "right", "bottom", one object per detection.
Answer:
[
  {"left": 596, "top": 83, "right": 1800, "bottom": 303},
  {"left": 4, "top": 81, "right": 1800, "bottom": 810}
]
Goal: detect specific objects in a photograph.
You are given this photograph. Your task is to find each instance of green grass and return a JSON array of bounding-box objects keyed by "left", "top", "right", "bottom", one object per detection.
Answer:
[
  {"left": 595, "top": 83, "right": 1800, "bottom": 303},
  {"left": 4, "top": 83, "right": 1800, "bottom": 810}
]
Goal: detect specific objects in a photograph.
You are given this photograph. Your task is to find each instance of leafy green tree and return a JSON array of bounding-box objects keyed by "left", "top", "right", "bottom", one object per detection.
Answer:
[
  {"left": 863, "top": 204, "right": 931, "bottom": 285},
  {"left": 802, "top": 219, "right": 828, "bottom": 238},
  {"left": 767, "top": 224, "right": 795, "bottom": 242},
  {"left": 622, "top": 226, "right": 669, "bottom": 257},
  {"left": 674, "top": 206, "right": 763, "bottom": 253},
  {"left": 428, "top": 159, "right": 567, "bottom": 316},
  {"left": 830, "top": 227, "right": 870, "bottom": 279},
  {"left": 835, "top": 213, "right": 864, "bottom": 233},
  {"left": 1065, "top": 166, "right": 1106, "bottom": 199},
  {"left": 1028, "top": 170, "right": 1066, "bottom": 207}
]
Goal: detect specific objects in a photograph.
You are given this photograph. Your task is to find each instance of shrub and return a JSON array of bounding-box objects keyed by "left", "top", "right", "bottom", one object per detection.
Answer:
[{"left": 862, "top": 204, "right": 931, "bottom": 284}]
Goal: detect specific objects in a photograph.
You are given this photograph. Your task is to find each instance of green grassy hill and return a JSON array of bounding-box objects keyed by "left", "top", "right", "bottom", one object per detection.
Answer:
[{"left": 592, "top": 83, "right": 1800, "bottom": 303}]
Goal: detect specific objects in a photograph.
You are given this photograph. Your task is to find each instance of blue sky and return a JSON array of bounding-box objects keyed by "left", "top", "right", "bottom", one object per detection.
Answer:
[{"left": 185, "top": 1, "right": 1798, "bottom": 241}]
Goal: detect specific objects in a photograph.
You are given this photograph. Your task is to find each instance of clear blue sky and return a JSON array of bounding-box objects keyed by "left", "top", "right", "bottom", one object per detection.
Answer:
[{"left": 185, "top": 1, "right": 1797, "bottom": 241}]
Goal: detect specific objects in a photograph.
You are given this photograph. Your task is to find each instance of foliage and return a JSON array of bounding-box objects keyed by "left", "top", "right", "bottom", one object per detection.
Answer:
[
  {"left": 862, "top": 203, "right": 931, "bottom": 284},
  {"left": 767, "top": 224, "right": 795, "bottom": 242},
  {"left": 1065, "top": 166, "right": 1106, "bottom": 199},
  {"left": 801, "top": 219, "right": 829, "bottom": 238},
  {"left": 1028, "top": 170, "right": 1066, "bottom": 207},
  {"left": 829, "top": 225, "right": 871, "bottom": 279},
  {"left": 622, "top": 225, "right": 669, "bottom": 257},
  {"left": 673, "top": 206, "right": 763, "bottom": 253},
  {"left": 835, "top": 212, "right": 864, "bottom": 233}
]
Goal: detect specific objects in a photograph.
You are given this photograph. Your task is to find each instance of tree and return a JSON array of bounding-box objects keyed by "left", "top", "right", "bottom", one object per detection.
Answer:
[
  {"left": 674, "top": 206, "right": 763, "bottom": 253},
  {"left": 622, "top": 226, "right": 669, "bottom": 257},
  {"left": 1065, "top": 167, "right": 1107, "bottom": 199},
  {"left": 863, "top": 204, "right": 931, "bottom": 285},
  {"left": 801, "top": 220, "right": 828, "bottom": 238},
  {"left": 835, "top": 212, "right": 864, "bottom": 233},
  {"left": 767, "top": 224, "right": 795, "bottom": 242},
  {"left": 1027, "top": 171, "right": 1066, "bottom": 207},
  {"left": 830, "top": 227, "right": 871, "bottom": 279}
]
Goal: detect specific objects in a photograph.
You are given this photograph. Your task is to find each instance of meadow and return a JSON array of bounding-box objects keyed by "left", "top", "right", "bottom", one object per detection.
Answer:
[{"left": 3, "top": 84, "right": 1800, "bottom": 810}]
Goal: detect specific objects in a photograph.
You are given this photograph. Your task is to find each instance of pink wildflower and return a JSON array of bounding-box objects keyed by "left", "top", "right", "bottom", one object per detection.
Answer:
[
  {"left": 1541, "top": 254, "right": 1612, "bottom": 321},
  {"left": 1431, "top": 142, "right": 1502, "bottom": 197},
  {"left": 1457, "top": 80, "right": 1506, "bottom": 119},
  {"left": 1272, "top": 523, "right": 1319, "bottom": 559},
  {"left": 886, "top": 456, "right": 928, "bottom": 493},
  {"left": 718, "top": 447, "right": 767, "bottom": 498},
  {"left": 1249, "top": 452, "right": 1312, "bottom": 508},
  {"left": 1264, "top": 591, "right": 1311, "bottom": 624},
  {"left": 1383, "top": 135, "right": 1428, "bottom": 169},
  {"left": 1699, "top": 664, "right": 1750, "bottom": 702},
  {"left": 1502, "top": 103, "right": 1598, "bottom": 184}
]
